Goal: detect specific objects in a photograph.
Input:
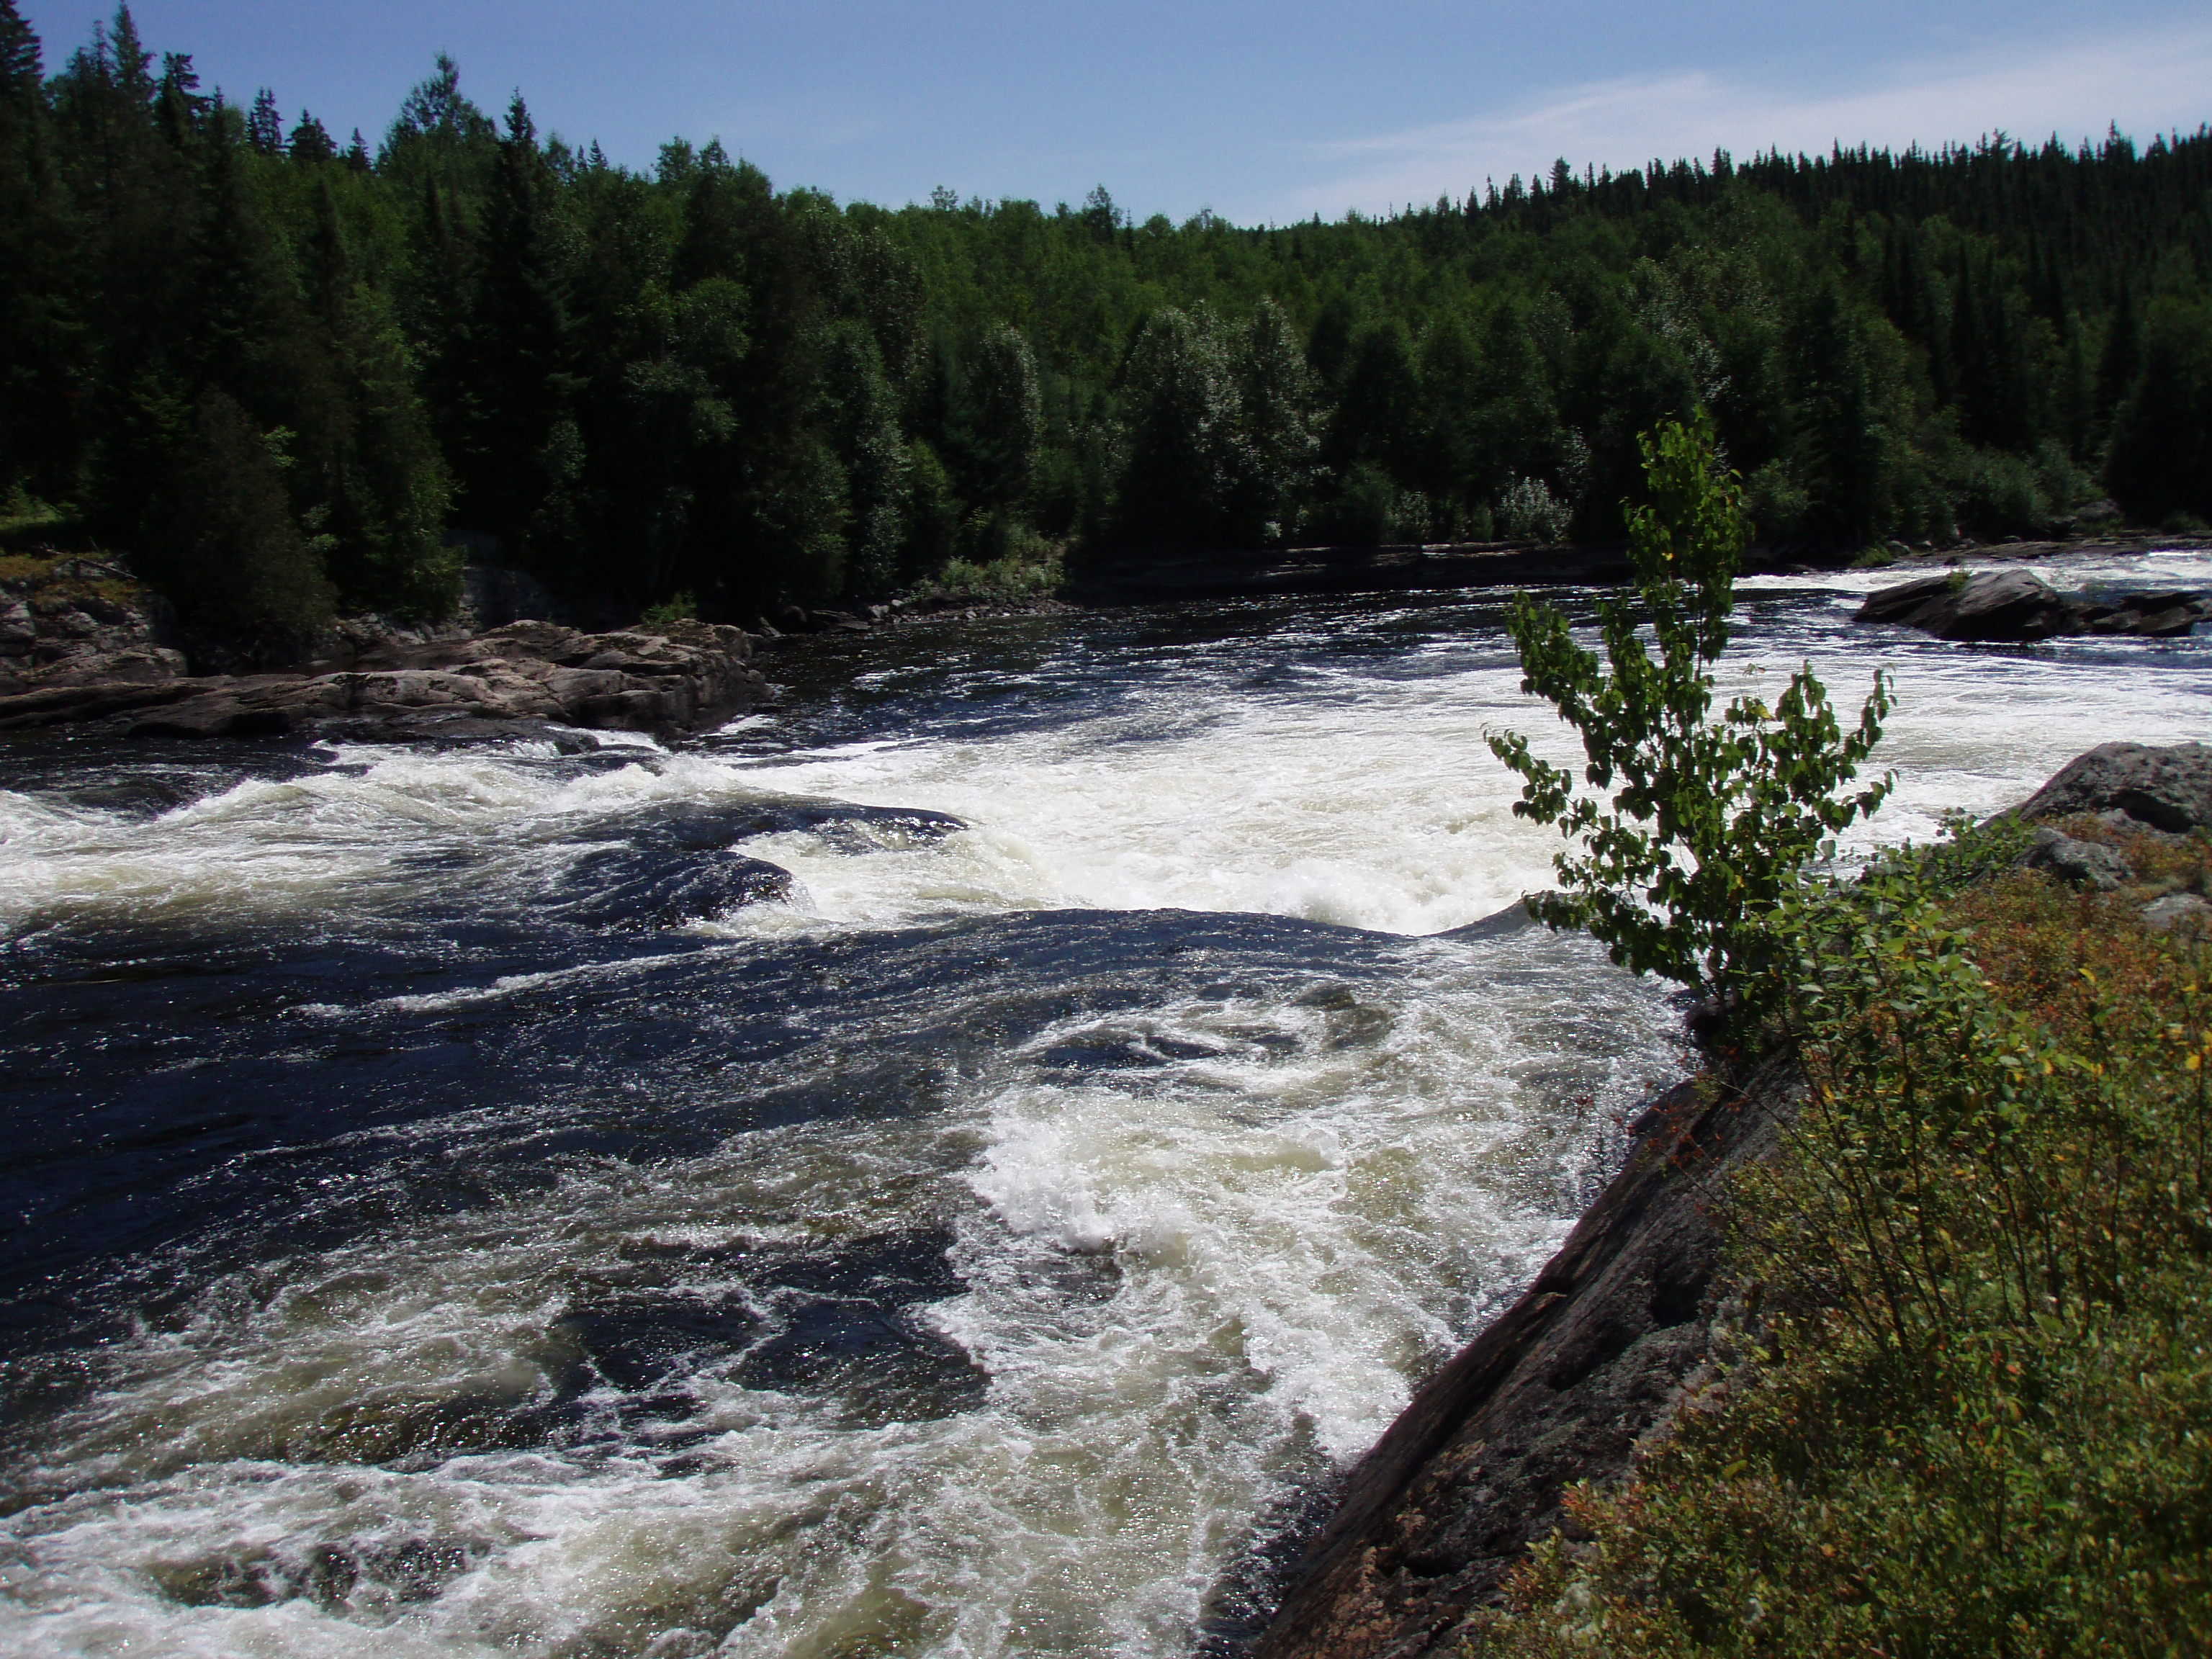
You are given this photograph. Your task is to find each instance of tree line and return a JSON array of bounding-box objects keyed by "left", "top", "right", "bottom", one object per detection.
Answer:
[{"left": 3, "top": 3, "right": 2209, "bottom": 660}]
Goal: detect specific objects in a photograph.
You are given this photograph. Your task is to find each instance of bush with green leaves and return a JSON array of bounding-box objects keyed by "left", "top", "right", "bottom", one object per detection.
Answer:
[
  {"left": 1488, "top": 415, "right": 1892, "bottom": 1007},
  {"left": 1470, "top": 819, "right": 2212, "bottom": 1658}
]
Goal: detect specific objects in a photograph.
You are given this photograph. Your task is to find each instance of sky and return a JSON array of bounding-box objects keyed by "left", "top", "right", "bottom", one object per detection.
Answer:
[{"left": 18, "top": 1, "right": 2212, "bottom": 225}]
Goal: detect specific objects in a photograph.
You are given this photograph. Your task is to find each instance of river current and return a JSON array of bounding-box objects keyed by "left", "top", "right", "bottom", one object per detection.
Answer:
[{"left": 3, "top": 555, "right": 2208, "bottom": 1658}]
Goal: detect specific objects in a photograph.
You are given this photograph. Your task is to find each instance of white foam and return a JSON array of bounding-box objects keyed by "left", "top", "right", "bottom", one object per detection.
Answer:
[{"left": 1, "top": 938, "right": 1678, "bottom": 1658}]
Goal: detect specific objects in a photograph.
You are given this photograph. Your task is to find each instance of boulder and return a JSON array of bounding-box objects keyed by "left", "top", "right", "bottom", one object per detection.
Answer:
[
  {"left": 2015, "top": 742, "right": 2212, "bottom": 835},
  {"left": 2020, "top": 825, "right": 2132, "bottom": 891},
  {"left": 2142, "top": 894, "right": 2212, "bottom": 935},
  {"left": 1856, "top": 568, "right": 2077, "bottom": 641},
  {"left": 2074, "top": 591, "right": 2212, "bottom": 637},
  {"left": 1858, "top": 569, "right": 2212, "bottom": 642}
]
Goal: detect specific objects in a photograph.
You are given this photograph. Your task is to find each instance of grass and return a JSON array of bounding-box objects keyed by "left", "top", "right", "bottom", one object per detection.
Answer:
[{"left": 1468, "top": 815, "right": 2212, "bottom": 1657}]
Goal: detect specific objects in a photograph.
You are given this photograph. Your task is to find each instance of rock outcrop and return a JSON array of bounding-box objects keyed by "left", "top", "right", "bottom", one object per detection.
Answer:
[
  {"left": 1856, "top": 569, "right": 2212, "bottom": 642},
  {"left": 0, "top": 619, "right": 768, "bottom": 744},
  {"left": 0, "top": 557, "right": 186, "bottom": 695},
  {"left": 1249, "top": 1056, "right": 1799, "bottom": 1659}
]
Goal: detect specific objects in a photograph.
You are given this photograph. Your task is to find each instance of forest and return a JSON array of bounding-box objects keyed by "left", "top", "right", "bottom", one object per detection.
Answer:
[{"left": 3, "top": 2, "right": 2211, "bottom": 661}]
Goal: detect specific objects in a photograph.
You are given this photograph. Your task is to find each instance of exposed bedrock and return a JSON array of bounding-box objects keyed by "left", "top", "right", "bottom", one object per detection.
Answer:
[
  {"left": 1249, "top": 1058, "right": 1797, "bottom": 1659},
  {"left": 0, "top": 619, "right": 770, "bottom": 743},
  {"left": 1856, "top": 568, "right": 2212, "bottom": 642}
]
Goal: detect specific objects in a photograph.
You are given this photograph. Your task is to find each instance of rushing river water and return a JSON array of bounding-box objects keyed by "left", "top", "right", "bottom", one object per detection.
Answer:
[{"left": 3, "top": 554, "right": 2208, "bottom": 1658}]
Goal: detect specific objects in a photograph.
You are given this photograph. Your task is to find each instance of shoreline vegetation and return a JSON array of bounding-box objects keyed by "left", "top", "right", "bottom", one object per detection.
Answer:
[{"left": 4, "top": 4, "right": 2212, "bottom": 670}]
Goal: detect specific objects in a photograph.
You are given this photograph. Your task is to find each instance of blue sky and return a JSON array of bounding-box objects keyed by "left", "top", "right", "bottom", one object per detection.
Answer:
[{"left": 19, "top": 1, "right": 2212, "bottom": 224}]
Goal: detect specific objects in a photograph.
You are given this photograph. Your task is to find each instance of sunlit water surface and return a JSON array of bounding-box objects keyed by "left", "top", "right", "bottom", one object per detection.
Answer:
[{"left": 2, "top": 557, "right": 2207, "bottom": 1657}]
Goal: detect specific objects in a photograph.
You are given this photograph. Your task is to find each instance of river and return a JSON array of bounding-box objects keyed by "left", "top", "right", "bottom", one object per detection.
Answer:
[{"left": 3, "top": 554, "right": 2208, "bottom": 1658}]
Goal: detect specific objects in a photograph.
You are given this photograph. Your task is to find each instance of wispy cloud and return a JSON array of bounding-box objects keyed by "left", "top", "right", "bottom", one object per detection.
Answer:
[{"left": 1273, "top": 22, "right": 2212, "bottom": 221}]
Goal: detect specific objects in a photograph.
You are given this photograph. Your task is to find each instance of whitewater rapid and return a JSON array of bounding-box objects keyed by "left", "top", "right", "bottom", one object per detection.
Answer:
[{"left": 1, "top": 555, "right": 2206, "bottom": 1658}]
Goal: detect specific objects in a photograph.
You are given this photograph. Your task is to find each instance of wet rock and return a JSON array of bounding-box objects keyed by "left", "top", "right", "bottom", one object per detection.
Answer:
[
  {"left": 2021, "top": 825, "right": 2133, "bottom": 891},
  {"left": 2142, "top": 893, "right": 2212, "bottom": 935},
  {"left": 2015, "top": 742, "right": 2212, "bottom": 834},
  {"left": 1858, "top": 569, "right": 2211, "bottom": 642},
  {"left": 558, "top": 847, "right": 794, "bottom": 929},
  {"left": 1856, "top": 568, "right": 2076, "bottom": 641},
  {"left": 2076, "top": 590, "right": 2212, "bottom": 637}
]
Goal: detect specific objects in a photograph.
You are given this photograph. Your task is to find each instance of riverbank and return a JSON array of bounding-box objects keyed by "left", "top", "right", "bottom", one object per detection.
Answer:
[
  {"left": 1246, "top": 742, "right": 2212, "bottom": 1658},
  {"left": 6, "top": 530, "right": 2207, "bottom": 747},
  {"left": 1065, "top": 531, "right": 2212, "bottom": 608}
]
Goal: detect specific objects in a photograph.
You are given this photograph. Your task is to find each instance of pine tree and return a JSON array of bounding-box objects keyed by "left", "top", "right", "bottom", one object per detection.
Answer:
[
  {"left": 246, "top": 86, "right": 282, "bottom": 154},
  {"left": 288, "top": 109, "right": 333, "bottom": 165}
]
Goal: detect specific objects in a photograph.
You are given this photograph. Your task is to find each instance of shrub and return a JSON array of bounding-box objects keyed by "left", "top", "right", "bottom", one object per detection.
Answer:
[
  {"left": 1498, "top": 474, "right": 1573, "bottom": 544},
  {"left": 1488, "top": 415, "right": 1892, "bottom": 1008},
  {"left": 1473, "top": 823, "right": 2212, "bottom": 1658}
]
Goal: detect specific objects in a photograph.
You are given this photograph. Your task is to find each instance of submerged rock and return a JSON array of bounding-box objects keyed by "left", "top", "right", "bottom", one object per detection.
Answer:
[{"left": 557, "top": 847, "right": 795, "bottom": 930}]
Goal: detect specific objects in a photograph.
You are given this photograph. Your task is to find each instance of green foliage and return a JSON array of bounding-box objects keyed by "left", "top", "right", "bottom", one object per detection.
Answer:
[
  {"left": 929, "top": 520, "right": 1063, "bottom": 603},
  {"left": 1488, "top": 416, "right": 1892, "bottom": 999},
  {"left": 151, "top": 389, "right": 337, "bottom": 664},
  {"left": 1473, "top": 825, "right": 2212, "bottom": 1658},
  {"left": 2108, "top": 292, "right": 2212, "bottom": 524},
  {"left": 7, "top": 4, "right": 2212, "bottom": 655}
]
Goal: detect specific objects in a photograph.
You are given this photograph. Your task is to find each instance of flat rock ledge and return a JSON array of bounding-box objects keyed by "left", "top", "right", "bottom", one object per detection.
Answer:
[
  {"left": 1856, "top": 568, "right": 2212, "bottom": 642},
  {"left": 0, "top": 619, "right": 768, "bottom": 745}
]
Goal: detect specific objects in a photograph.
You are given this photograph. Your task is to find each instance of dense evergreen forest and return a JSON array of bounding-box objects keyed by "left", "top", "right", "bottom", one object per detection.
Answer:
[{"left": 4, "top": 4, "right": 2211, "bottom": 661}]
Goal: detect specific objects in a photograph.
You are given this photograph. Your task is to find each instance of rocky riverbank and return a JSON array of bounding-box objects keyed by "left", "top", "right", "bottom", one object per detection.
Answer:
[
  {"left": 0, "top": 616, "right": 769, "bottom": 745},
  {"left": 1246, "top": 742, "right": 2212, "bottom": 1659}
]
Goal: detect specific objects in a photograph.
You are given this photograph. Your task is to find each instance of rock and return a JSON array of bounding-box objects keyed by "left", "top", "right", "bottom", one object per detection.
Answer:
[
  {"left": 0, "top": 619, "right": 768, "bottom": 744},
  {"left": 1858, "top": 569, "right": 2212, "bottom": 642},
  {"left": 2141, "top": 894, "right": 2212, "bottom": 935},
  {"left": 2075, "top": 591, "right": 2212, "bottom": 637},
  {"left": 2015, "top": 742, "right": 2212, "bottom": 835},
  {"left": 0, "top": 556, "right": 187, "bottom": 696},
  {"left": 1251, "top": 1055, "right": 1802, "bottom": 1659},
  {"left": 1856, "top": 569, "right": 2076, "bottom": 642},
  {"left": 2020, "top": 825, "right": 2132, "bottom": 891},
  {"left": 556, "top": 847, "right": 795, "bottom": 930}
]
